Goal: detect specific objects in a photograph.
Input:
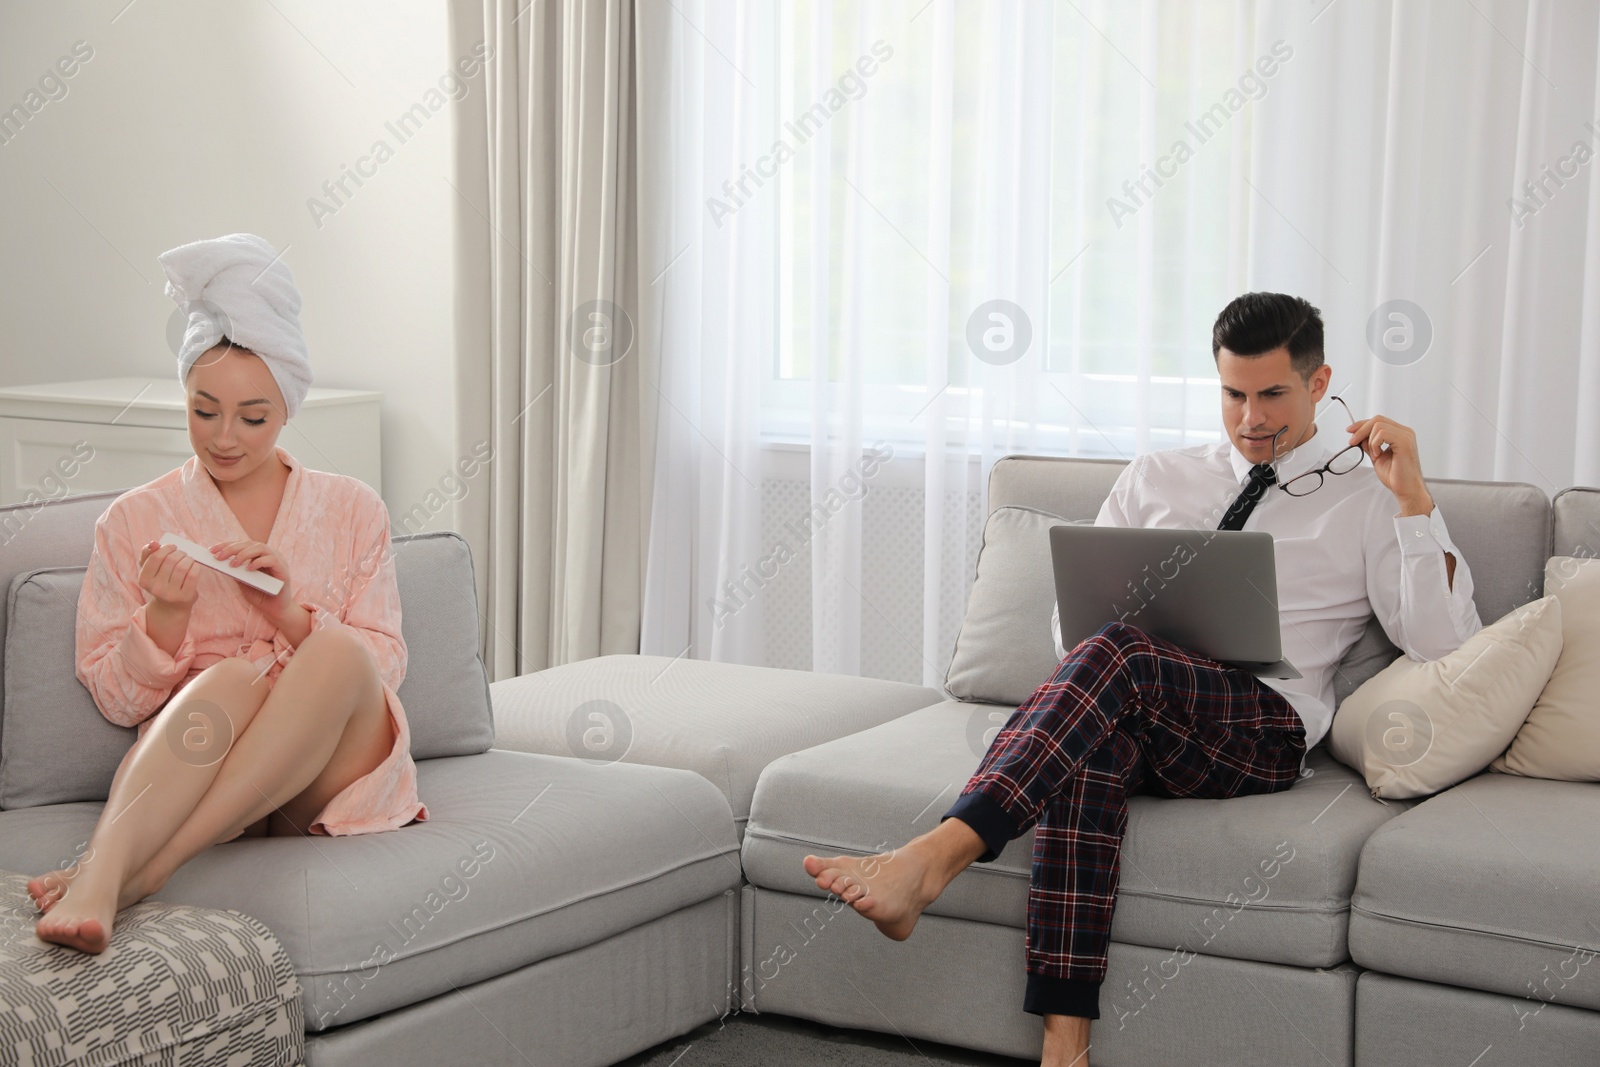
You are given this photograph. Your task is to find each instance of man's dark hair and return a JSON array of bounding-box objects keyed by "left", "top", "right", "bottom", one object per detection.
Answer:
[{"left": 1211, "top": 292, "right": 1324, "bottom": 380}]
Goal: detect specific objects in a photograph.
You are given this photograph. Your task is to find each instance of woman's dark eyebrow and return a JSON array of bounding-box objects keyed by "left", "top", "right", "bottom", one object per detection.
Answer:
[{"left": 194, "top": 389, "right": 270, "bottom": 406}]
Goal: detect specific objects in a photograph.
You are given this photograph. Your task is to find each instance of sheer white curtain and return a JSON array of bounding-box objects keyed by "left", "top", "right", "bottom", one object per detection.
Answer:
[
  {"left": 635, "top": 0, "right": 772, "bottom": 667},
  {"left": 638, "top": 0, "right": 1600, "bottom": 685},
  {"left": 1245, "top": 0, "right": 1600, "bottom": 494}
]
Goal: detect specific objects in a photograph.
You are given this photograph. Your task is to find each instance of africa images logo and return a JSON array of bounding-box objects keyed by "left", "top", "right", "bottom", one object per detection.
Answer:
[
  {"left": 704, "top": 40, "right": 894, "bottom": 228},
  {"left": 1105, "top": 40, "right": 1293, "bottom": 228}
]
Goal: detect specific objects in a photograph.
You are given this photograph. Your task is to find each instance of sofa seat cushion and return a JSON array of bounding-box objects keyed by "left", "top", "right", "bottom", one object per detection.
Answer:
[
  {"left": 0, "top": 749, "right": 740, "bottom": 1032},
  {"left": 1349, "top": 770, "right": 1600, "bottom": 1009},
  {"left": 490, "top": 654, "right": 942, "bottom": 831},
  {"left": 744, "top": 700, "right": 1405, "bottom": 969}
]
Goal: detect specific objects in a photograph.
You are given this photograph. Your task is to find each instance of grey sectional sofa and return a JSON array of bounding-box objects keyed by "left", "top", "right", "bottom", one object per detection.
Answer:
[
  {"left": 5, "top": 457, "right": 1598, "bottom": 1067},
  {"left": 497, "top": 456, "right": 1600, "bottom": 1067}
]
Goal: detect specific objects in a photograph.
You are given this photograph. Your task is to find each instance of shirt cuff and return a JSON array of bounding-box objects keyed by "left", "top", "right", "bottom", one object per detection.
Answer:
[
  {"left": 1394, "top": 506, "right": 1458, "bottom": 558},
  {"left": 120, "top": 602, "right": 197, "bottom": 687}
]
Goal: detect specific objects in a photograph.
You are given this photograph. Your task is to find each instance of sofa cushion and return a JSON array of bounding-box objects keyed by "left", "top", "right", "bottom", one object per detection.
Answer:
[
  {"left": 1327, "top": 475, "right": 1552, "bottom": 697},
  {"left": 1, "top": 567, "right": 134, "bottom": 809},
  {"left": 388, "top": 532, "right": 495, "bottom": 760},
  {"left": 1327, "top": 596, "right": 1563, "bottom": 799},
  {"left": 1423, "top": 479, "right": 1552, "bottom": 623},
  {"left": 743, "top": 700, "right": 1405, "bottom": 969},
  {"left": 1, "top": 533, "right": 494, "bottom": 809},
  {"left": 986, "top": 455, "right": 1125, "bottom": 521},
  {"left": 1492, "top": 557, "right": 1600, "bottom": 780},
  {"left": 0, "top": 490, "right": 120, "bottom": 759},
  {"left": 944, "top": 509, "right": 1087, "bottom": 707},
  {"left": 490, "top": 653, "right": 942, "bottom": 831},
  {"left": 0, "top": 748, "right": 741, "bottom": 1031},
  {"left": 1552, "top": 485, "right": 1600, "bottom": 558},
  {"left": 1349, "top": 770, "right": 1600, "bottom": 1011}
]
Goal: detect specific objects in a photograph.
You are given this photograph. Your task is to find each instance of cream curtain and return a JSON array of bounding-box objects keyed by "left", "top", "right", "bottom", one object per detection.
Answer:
[{"left": 451, "top": 0, "right": 658, "bottom": 679}]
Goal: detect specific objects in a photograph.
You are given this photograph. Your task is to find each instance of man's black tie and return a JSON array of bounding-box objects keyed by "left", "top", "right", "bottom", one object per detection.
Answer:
[{"left": 1218, "top": 463, "right": 1277, "bottom": 531}]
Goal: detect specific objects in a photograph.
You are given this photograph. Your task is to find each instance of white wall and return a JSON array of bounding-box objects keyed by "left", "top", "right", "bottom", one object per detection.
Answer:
[{"left": 0, "top": 0, "right": 471, "bottom": 530}]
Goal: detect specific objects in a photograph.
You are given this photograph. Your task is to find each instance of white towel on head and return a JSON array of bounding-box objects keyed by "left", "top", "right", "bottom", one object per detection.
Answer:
[{"left": 158, "top": 233, "right": 312, "bottom": 419}]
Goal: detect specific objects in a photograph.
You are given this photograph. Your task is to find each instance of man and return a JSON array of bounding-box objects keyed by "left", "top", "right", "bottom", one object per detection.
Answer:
[{"left": 803, "top": 292, "right": 1482, "bottom": 1067}]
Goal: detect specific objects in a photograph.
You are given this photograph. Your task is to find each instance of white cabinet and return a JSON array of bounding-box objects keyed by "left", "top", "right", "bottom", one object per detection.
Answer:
[{"left": 0, "top": 378, "right": 382, "bottom": 506}]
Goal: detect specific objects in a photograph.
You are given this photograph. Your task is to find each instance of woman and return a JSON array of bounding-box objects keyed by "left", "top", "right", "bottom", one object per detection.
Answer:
[{"left": 30, "top": 233, "right": 425, "bottom": 954}]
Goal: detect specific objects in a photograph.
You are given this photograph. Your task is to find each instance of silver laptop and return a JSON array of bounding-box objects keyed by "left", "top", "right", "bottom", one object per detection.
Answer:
[{"left": 1049, "top": 525, "right": 1302, "bottom": 679}]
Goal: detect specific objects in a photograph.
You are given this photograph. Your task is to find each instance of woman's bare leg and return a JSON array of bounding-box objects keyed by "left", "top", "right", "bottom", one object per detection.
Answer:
[
  {"left": 31, "top": 656, "right": 273, "bottom": 951},
  {"left": 138, "top": 626, "right": 391, "bottom": 870},
  {"left": 29, "top": 792, "right": 270, "bottom": 912},
  {"left": 35, "top": 629, "right": 391, "bottom": 952},
  {"left": 29, "top": 635, "right": 373, "bottom": 914},
  {"left": 28, "top": 743, "right": 179, "bottom": 911}
]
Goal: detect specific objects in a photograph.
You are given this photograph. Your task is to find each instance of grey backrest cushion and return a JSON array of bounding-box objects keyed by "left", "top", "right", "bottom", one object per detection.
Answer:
[
  {"left": 0, "top": 490, "right": 122, "bottom": 759},
  {"left": 1, "top": 531, "right": 493, "bottom": 810},
  {"left": 1553, "top": 486, "right": 1600, "bottom": 558},
  {"left": 390, "top": 532, "right": 495, "bottom": 760},
  {"left": 989, "top": 455, "right": 1125, "bottom": 519},
  {"left": 1330, "top": 478, "right": 1551, "bottom": 702},
  {"left": 1427, "top": 479, "right": 1551, "bottom": 620},
  {"left": 945, "top": 508, "right": 1090, "bottom": 706},
  {"left": 1, "top": 567, "right": 132, "bottom": 808},
  {"left": 984, "top": 456, "right": 1553, "bottom": 707}
]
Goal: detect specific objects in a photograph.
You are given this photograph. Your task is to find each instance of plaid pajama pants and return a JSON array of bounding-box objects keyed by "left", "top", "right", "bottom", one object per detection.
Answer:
[{"left": 942, "top": 620, "right": 1307, "bottom": 1021}]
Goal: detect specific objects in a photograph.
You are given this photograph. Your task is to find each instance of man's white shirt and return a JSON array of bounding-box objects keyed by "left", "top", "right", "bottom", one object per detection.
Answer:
[{"left": 1048, "top": 425, "right": 1483, "bottom": 758}]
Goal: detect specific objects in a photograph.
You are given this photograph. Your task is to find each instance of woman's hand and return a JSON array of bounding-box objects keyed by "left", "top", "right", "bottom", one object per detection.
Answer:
[
  {"left": 137, "top": 541, "right": 202, "bottom": 610},
  {"left": 209, "top": 538, "right": 296, "bottom": 623}
]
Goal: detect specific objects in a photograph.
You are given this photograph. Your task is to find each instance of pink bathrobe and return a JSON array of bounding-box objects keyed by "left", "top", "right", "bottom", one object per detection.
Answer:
[{"left": 75, "top": 446, "right": 426, "bottom": 836}]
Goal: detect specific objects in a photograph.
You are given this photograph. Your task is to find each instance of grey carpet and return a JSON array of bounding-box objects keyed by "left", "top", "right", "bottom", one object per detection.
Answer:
[{"left": 616, "top": 1011, "right": 1035, "bottom": 1067}]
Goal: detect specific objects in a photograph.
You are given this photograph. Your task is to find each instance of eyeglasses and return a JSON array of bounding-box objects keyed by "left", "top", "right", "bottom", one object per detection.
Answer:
[{"left": 1271, "top": 394, "right": 1365, "bottom": 498}]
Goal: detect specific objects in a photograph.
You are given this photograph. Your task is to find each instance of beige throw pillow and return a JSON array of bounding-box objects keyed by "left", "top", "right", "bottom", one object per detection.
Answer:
[
  {"left": 1491, "top": 557, "right": 1600, "bottom": 780},
  {"left": 1327, "top": 596, "right": 1563, "bottom": 799}
]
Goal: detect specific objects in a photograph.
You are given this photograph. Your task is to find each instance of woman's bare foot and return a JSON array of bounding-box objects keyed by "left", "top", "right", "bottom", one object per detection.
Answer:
[
  {"left": 34, "top": 868, "right": 122, "bottom": 954},
  {"left": 27, "top": 867, "right": 79, "bottom": 912},
  {"left": 113, "top": 863, "right": 165, "bottom": 912},
  {"left": 30, "top": 861, "right": 163, "bottom": 915},
  {"left": 802, "top": 819, "right": 986, "bottom": 941}
]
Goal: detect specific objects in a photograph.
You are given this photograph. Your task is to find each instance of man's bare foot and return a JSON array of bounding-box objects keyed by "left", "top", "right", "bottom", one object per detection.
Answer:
[
  {"left": 1042, "top": 1013, "right": 1091, "bottom": 1066},
  {"left": 803, "top": 849, "right": 926, "bottom": 939},
  {"left": 802, "top": 820, "right": 986, "bottom": 941},
  {"left": 34, "top": 871, "right": 121, "bottom": 954}
]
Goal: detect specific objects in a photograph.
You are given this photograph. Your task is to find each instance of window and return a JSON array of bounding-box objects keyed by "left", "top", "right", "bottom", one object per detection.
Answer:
[{"left": 746, "top": 1, "right": 1258, "bottom": 458}]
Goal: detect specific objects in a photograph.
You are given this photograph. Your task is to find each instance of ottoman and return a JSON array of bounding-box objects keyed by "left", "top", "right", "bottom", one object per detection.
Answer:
[
  {"left": 490, "top": 654, "right": 943, "bottom": 839},
  {"left": 0, "top": 871, "right": 303, "bottom": 1065}
]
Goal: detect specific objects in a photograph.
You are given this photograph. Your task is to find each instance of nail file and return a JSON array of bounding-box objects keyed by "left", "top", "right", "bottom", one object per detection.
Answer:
[{"left": 158, "top": 533, "right": 285, "bottom": 596}]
